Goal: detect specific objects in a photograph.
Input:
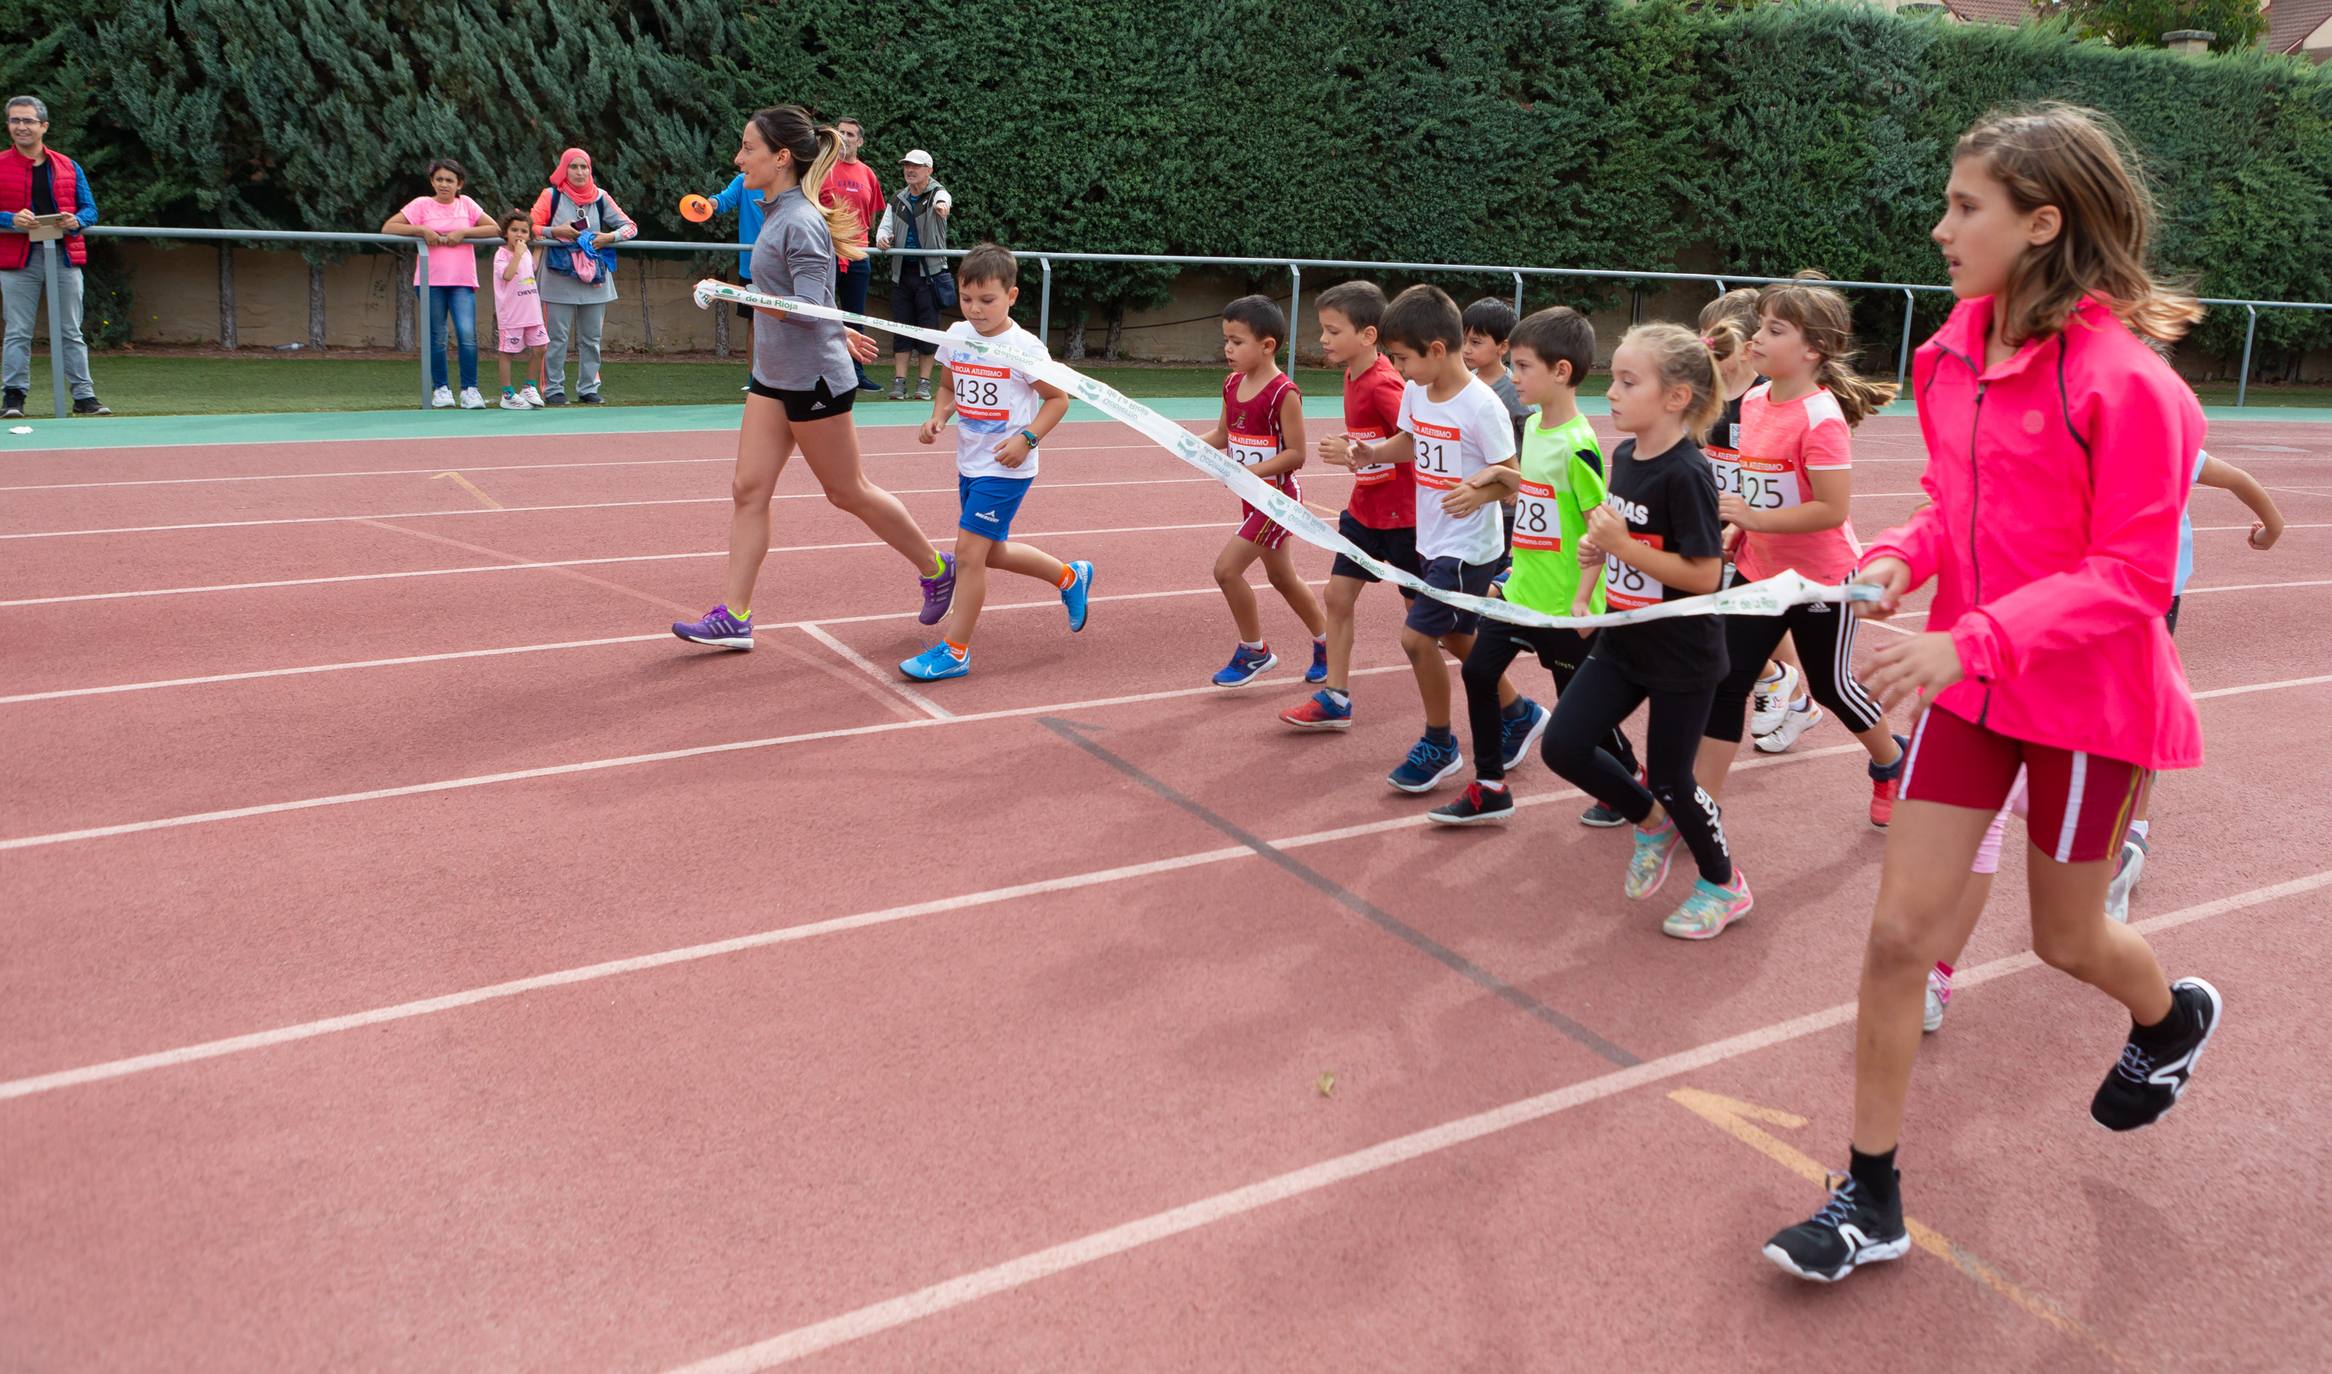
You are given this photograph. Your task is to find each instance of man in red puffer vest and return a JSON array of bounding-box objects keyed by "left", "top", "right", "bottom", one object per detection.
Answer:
[{"left": 2, "top": 94, "right": 109, "bottom": 417}]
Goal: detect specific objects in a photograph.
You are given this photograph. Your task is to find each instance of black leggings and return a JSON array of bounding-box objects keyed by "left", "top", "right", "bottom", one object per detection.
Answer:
[
  {"left": 1460, "top": 621, "right": 1639, "bottom": 783},
  {"left": 1704, "top": 594, "right": 1885, "bottom": 745},
  {"left": 1544, "top": 655, "right": 1731, "bottom": 885}
]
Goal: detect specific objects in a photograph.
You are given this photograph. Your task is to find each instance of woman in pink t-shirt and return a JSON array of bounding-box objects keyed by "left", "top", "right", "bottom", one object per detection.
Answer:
[
  {"left": 382, "top": 159, "right": 498, "bottom": 409},
  {"left": 1693, "top": 278, "right": 1908, "bottom": 827}
]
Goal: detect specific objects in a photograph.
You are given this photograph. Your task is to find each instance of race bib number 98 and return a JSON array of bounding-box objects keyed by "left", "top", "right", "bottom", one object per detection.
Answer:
[{"left": 1603, "top": 533, "right": 1665, "bottom": 611}]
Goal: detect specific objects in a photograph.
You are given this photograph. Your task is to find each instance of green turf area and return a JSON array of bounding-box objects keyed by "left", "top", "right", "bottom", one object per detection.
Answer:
[
  {"left": 17, "top": 354, "right": 1619, "bottom": 419},
  {"left": 6, "top": 351, "right": 2324, "bottom": 422}
]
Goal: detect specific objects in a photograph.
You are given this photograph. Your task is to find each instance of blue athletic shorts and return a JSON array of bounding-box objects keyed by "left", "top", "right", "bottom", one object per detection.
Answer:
[
  {"left": 958, "top": 473, "right": 1034, "bottom": 542},
  {"left": 1404, "top": 554, "right": 1503, "bottom": 638}
]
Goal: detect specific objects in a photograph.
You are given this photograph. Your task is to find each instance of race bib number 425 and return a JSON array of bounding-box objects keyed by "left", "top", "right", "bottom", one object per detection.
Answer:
[
  {"left": 1733, "top": 453, "right": 1803, "bottom": 512},
  {"left": 1604, "top": 533, "right": 1665, "bottom": 610}
]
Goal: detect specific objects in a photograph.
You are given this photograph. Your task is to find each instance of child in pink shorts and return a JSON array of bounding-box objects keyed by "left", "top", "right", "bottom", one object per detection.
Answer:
[{"left": 491, "top": 211, "right": 548, "bottom": 409}]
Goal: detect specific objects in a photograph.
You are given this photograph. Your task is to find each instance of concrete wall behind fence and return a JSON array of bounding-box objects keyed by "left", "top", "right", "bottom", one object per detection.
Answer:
[{"left": 113, "top": 243, "right": 2324, "bottom": 380}]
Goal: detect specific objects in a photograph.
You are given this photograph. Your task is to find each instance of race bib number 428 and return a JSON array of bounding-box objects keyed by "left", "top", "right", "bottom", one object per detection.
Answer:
[{"left": 1512, "top": 480, "right": 1561, "bottom": 552}]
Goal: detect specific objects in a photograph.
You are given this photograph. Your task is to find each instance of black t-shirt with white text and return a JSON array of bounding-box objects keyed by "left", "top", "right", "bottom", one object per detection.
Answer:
[{"left": 1589, "top": 435, "right": 1728, "bottom": 692}]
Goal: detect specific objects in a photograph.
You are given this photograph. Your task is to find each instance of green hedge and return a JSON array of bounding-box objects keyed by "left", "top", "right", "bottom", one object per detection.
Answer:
[{"left": 15, "top": 0, "right": 2329, "bottom": 368}]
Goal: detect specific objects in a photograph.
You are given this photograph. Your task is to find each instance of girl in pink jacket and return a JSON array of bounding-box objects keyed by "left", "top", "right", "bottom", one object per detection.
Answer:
[{"left": 1763, "top": 104, "right": 2223, "bottom": 1285}]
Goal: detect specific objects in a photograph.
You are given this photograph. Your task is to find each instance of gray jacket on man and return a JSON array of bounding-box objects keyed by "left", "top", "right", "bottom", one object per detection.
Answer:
[{"left": 873, "top": 183, "right": 951, "bottom": 282}]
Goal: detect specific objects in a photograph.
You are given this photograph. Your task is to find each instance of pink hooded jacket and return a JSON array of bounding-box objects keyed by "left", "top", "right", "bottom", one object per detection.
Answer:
[{"left": 1862, "top": 295, "right": 2204, "bottom": 771}]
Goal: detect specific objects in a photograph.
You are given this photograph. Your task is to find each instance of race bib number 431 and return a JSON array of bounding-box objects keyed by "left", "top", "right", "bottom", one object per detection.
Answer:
[{"left": 1412, "top": 420, "right": 1461, "bottom": 491}]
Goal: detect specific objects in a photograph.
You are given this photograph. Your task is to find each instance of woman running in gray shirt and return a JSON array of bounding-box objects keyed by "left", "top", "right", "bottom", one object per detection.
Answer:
[{"left": 674, "top": 106, "right": 957, "bottom": 649}]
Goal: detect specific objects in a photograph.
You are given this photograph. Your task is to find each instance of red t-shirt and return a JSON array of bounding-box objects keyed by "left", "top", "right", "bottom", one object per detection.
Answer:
[
  {"left": 819, "top": 160, "right": 884, "bottom": 270},
  {"left": 1341, "top": 354, "right": 1413, "bottom": 529}
]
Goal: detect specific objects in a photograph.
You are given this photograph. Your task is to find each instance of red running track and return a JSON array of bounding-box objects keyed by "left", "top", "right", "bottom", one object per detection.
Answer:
[{"left": 3, "top": 414, "right": 2329, "bottom": 1371}]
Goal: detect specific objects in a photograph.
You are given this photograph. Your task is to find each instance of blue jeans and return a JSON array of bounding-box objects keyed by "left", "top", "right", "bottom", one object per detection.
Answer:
[{"left": 424, "top": 285, "right": 478, "bottom": 390}]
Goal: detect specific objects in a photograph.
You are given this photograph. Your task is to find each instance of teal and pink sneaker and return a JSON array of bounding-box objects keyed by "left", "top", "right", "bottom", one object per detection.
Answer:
[
  {"left": 1625, "top": 817, "right": 1681, "bottom": 899},
  {"left": 1663, "top": 870, "right": 1754, "bottom": 940},
  {"left": 673, "top": 604, "right": 753, "bottom": 649}
]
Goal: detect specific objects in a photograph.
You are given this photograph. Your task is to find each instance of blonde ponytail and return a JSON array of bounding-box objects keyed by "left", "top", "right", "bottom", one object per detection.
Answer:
[
  {"left": 799, "top": 126, "right": 866, "bottom": 261},
  {"left": 1755, "top": 279, "right": 1899, "bottom": 427}
]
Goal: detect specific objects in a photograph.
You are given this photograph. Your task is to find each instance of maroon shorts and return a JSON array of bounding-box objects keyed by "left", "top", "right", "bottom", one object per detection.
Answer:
[
  {"left": 1236, "top": 504, "right": 1295, "bottom": 550},
  {"left": 1900, "top": 707, "right": 2148, "bottom": 865}
]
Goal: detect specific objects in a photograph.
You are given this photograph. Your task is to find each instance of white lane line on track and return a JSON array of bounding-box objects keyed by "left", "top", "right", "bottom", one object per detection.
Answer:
[
  {"left": 0, "top": 651, "right": 1408, "bottom": 851},
  {"left": 0, "top": 476, "right": 1231, "bottom": 540},
  {"left": 0, "top": 521, "right": 1228, "bottom": 607},
  {"left": 0, "top": 739, "right": 1867, "bottom": 1100},
  {"left": 0, "top": 441, "right": 1165, "bottom": 491},
  {"left": 0, "top": 580, "right": 1324, "bottom": 705},
  {"left": 798, "top": 624, "right": 954, "bottom": 721},
  {"left": 7, "top": 632, "right": 2322, "bottom": 856},
  {"left": 657, "top": 869, "right": 2332, "bottom": 1371}
]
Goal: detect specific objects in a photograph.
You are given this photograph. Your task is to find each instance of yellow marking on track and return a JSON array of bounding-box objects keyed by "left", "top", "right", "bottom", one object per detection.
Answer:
[
  {"left": 1668, "top": 1088, "right": 2157, "bottom": 1373},
  {"left": 431, "top": 471, "right": 503, "bottom": 509}
]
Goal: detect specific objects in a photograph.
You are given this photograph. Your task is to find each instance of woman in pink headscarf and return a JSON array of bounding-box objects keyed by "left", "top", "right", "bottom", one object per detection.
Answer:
[{"left": 527, "top": 147, "right": 636, "bottom": 404}]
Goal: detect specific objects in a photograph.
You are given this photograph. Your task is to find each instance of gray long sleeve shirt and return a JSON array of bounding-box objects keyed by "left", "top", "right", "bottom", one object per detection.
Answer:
[{"left": 750, "top": 187, "right": 857, "bottom": 395}]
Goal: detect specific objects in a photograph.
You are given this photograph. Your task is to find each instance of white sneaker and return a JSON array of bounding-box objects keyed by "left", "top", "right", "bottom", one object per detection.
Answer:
[
  {"left": 459, "top": 387, "right": 487, "bottom": 409},
  {"left": 2105, "top": 838, "right": 2146, "bottom": 923},
  {"left": 1754, "top": 700, "right": 1825, "bottom": 754},
  {"left": 1924, "top": 967, "right": 1952, "bottom": 1033},
  {"left": 431, "top": 386, "right": 455, "bottom": 409},
  {"left": 498, "top": 392, "right": 529, "bottom": 410},
  {"left": 520, "top": 385, "right": 544, "bottom": 408},
  {"left": 1750, "top": 661, "right": 1801, "bottom": 736}
]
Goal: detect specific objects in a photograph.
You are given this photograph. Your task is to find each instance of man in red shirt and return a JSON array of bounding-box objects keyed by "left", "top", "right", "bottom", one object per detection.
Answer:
[{"left": 822, "top": 117, "right": 885, "bottom": 393}]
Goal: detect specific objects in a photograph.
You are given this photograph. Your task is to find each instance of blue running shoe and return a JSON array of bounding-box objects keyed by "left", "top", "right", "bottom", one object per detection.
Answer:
[
  {"left": 1062, "top": 560, "right": 1095, "bottom": 632},
  {"left": 1212, "top": 643, "right": 1277, "bottom": 688},
  {"left": 1305, "top": 639, "right": 1329, "bottom": 684},
  {"left": 673, "top": 604, "right": 753, "bottom": 650},
  {"left": 1499, "top": 697, "right": 1550, "bottom": 773},
  {"left": 900, "top": 643, "right": 970, "bottom": 681},
  {"left": 1388, "top": 734, "right": 1464, "bottom": 793}
]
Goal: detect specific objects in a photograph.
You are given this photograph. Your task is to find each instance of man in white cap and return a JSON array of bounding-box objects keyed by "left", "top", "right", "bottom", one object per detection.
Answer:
[{"left": 874, "top": 148, "right": 953, "bottom": 400}]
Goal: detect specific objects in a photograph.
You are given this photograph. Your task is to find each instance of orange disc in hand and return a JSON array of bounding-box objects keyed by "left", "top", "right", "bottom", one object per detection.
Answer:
[{"left": 679, "top": 194, "right": 714, "bottom": 223}]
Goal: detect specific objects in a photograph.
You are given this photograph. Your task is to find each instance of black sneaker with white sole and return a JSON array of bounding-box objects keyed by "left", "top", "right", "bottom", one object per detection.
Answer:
[
  {"left": 2091, "top": 976, "right": 2222, "bottom": 1132},
  {"left": 71, "top": 396, "right": 112, "bottom": 416},
  {"left": 2, "top": 387, "right": 23, "bottom": 419},
  {"left": 1579, "top": 801, "right": 1628, "bottom": 828},
  {"left": 1428, "top": 782, "right": 1514, "bottom": 826},
  {"left": 1763, "top": 1173, "right": 1910, "bottom": 1283}
]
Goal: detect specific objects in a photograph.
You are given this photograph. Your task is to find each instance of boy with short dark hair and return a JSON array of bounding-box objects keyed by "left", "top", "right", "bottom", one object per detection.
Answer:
[
  {"left": 1282, "top": 281, "right": 1415, "bottom": 729},
  {"left": 899, "top": 243, "right": 1094, "bottom": 681},
  {"left": 1204, "top": 294, "right": 1329, "bottom": 688},
  {"left": 1341, "top": 285, "right": 1541, "bottom": 792},
  {"left": 1430, "top": 307, "right": 1642, "bottom": 825}
]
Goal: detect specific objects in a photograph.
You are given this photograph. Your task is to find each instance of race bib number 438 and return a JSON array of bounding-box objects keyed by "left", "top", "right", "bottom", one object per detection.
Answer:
[{"left": 951, "top": 361, "right": 1012, "bottom": 421}]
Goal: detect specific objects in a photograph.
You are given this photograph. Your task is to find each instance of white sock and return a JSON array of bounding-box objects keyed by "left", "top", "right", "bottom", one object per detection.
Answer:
[
  {"left": 1241, "top": 639, "right": 1266, "bottom": 652},
  {"left": 1758, "top": 664, "right": 1786, "bottom": 686}
]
